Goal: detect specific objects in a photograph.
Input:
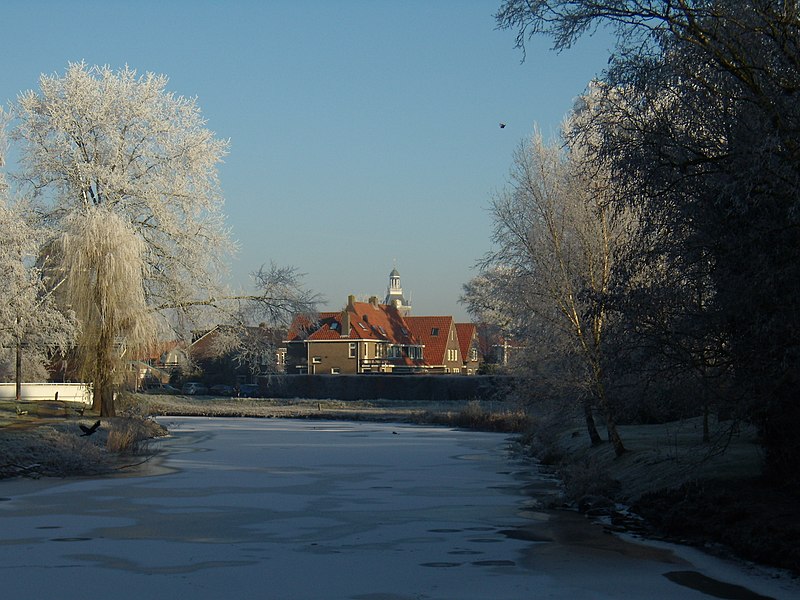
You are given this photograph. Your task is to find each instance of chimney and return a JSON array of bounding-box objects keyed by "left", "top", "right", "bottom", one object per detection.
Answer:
[
  {"left": 340, "top": 308, "right": 351, "bottom": 338},
  {"left": 347, "top": 294, "right": 356, "bottom": 309},
  {"left": 369, "top": 296, "right": 379, "bottom": 308}
]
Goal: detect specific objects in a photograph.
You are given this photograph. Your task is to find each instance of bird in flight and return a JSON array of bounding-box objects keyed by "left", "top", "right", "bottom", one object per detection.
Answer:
[
  {"left": 499, "top": 122, "right": 506, "bottom": 129},
  {"left": 79, "top": 420, "right": 101, "bottom": 437}
]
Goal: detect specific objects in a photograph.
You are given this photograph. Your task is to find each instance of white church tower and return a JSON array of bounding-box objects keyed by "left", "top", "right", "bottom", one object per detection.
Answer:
[{"left": 384, "top": 267, "right": 411, "bottom": 316}]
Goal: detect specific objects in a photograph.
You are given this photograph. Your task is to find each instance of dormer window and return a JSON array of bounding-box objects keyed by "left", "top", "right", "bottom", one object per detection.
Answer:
[{"left": 431, "top": 327, "right": 439, "bottom": 336}]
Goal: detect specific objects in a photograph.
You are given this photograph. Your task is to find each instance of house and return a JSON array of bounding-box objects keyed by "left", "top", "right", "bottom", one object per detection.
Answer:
[
  {"left": 285, "top": 294, "right": 482, "bottom": 376},
  {"left": 285, "top": 295, "right": 425, "bottom": 374},
  {"left": 405, "top": 316, "right": 463, "bottom": 374},
  {"left": 127, "top": 340, "right": 190, "bottom": 390},
  {"left": 455, "top": 322, "right": 481, "bottom": 374},
  {"left": 190, "top": 325, "right": 286, "bottom": 385}
]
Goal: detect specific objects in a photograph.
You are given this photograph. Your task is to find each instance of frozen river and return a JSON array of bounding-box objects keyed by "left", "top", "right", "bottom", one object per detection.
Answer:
[{"left": 0, "top": 417, "right": 795, "bottom": 599}]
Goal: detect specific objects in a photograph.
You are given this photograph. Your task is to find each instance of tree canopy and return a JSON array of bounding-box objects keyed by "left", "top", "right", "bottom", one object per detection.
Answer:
[
  {"left": 9, "top": 63, "right": 316, "bottom": 415},
  {"left": 495, "top": 0, "right": 800, "bottom": 483}
]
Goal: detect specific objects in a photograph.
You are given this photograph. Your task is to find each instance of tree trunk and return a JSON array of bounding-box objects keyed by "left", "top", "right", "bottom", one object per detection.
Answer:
[
  {"left": 582, "top": 394, "right": 602, "bottom": 445},
  {"left": 605, "top": 414, "right": 626, "bottom": 457},
  {"left": 593, "top": 378, "right": 626, "bottom": 457},
  {"left": 15, "top": 339, "right": 22, "bottom": 403},
  {"left": 100, "top": 383, "right": 116, "bottom": 417},
  {"left": 92, "top": 331, "right": 117, "bottom": 416}
]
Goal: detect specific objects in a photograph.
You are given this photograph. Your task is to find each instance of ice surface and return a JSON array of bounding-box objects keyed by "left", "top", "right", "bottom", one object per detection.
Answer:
[{"left": 0, "top": 417, "right": 795, "bottom": 599}]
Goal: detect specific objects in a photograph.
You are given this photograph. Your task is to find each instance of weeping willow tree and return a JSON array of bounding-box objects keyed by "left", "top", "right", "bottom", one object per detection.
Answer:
[
  {"left": 12, "top": 63, "right": 318, "bottom": 417},
  {"left": 61, "top": 208, "right": 156, "bottom": 416}
]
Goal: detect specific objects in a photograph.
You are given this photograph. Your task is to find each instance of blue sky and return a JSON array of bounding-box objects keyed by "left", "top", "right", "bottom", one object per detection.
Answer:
[{"left": 1, "top": 1, "right": 613, "bottom": 321}]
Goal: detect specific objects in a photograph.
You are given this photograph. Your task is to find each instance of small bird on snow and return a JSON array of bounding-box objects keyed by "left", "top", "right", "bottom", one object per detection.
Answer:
[{"left": 79, "top": 420, "right": 101, "bottom": 437}]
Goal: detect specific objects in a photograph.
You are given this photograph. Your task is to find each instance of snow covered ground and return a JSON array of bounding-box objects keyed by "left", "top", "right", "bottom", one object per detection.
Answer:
[{"left": 0, "top": 417, "right": 795, "bottom": 599}]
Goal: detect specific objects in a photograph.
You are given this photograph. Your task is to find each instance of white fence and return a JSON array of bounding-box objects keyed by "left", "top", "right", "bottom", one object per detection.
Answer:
[{"left": 0, "top": 383, "right": 93, "bottom": 406}]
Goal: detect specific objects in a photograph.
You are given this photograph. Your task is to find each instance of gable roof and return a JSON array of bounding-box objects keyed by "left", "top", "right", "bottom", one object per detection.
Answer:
[
  {"left": 405, "top": 316, "right": 455, "bottom": 365},
  {"left": 132, "top": 339, "right": 184, "bottom": 362},
  {"left": 455, "top": 323, "right": 477, "bottom": 361},
  {"left": 190, "top": 325, "right": 284, "bottom": 359},
  {"left": 286, "top": 300, "right": 421, "bottom": 347}
]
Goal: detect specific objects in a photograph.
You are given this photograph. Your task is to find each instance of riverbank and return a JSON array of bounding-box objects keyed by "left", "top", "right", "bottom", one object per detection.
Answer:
[
  {"left": 0, "top": 411, "right": 167, "bottom": 479},
  {"left": 534, "top": 418, "right": 800, "bottom": 576}
]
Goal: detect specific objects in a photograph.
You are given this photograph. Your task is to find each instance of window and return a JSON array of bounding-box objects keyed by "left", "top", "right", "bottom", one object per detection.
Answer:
[
  {"left": 470, "top": 348, "right": 478, "bottom": 362},
  {"left": 312, "top": 356, "right": 321, "bottom": 364},
  {"left": 363, "top": 343, "right": 369, "bottom": 358},
  {"left": 331, "top": 367, "right": 340, "bottom": 374},
  {"left": 330, "top": 322, "right": 339, "bottom": 331},
  {"left": 431, "top": 327, "right": 439, "bottom": 336},
  {"left": 348, "top": 342, "right": 357, "bottom": 358}
]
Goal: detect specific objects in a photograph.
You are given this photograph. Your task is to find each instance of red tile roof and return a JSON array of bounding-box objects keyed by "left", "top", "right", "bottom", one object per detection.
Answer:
[
  {"left": 405, "top": 316, "right": 455, "bottom": 366},
  {"left": 286, "top": 302, "right": 421, "bottom": 347},
  {"left": 455, "top": 323, "right": 477, "bottom": 361}
]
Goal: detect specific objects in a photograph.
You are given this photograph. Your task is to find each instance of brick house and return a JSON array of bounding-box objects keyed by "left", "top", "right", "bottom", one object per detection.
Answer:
[
  {"left": 285, "top": 296, "right": 425, "bottom": 374},
  {"left": 404, "top": 316, "right": 463, "bottom": 373},
  {"left": 190, "top": 325, "right": 286, "bottom": 384},
  {"left": 455, "top": 322, "right": 481, "bottom": 374},
  {"left": 285, "top": 295, "right": 482, "bottom": 376}
]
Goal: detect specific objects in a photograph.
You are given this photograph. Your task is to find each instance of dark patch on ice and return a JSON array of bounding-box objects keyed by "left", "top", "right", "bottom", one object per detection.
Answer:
[
  {"left": 488, "top": 485, "right": 518, "bottom": 492},
  {"left": 351, "top": 594, "right": 423, "bottom": 600},
  {"left": 0, "top": 497, "right": 11, "bottom": 502},
  {"left": 663, "top": 571, "right": 776, "bottom": 600},
  {"left": 472, "top": 560, "right": 516, "bottom": 567},
  {"left": 420, "top": 561, "right": 462, "bottom": 568},
  {"left": 499, "top": 528, "right": 551, "bottom": 543},
  {"left": 428, "top": 528, "right": 461, "bottom": 533},
  {"left": 448, "top": 549, "right": 483, "bottom": 555},
  {"left": 36, "top": 526, "right": 61, "bottom": 530},
  {"left": 70, "top": 553, "right": 255, "bottom": 574},
  {"left": 467, "top": 537, "right": 503, "bottom": 543},
  {"left": 464, "top": 526, "right": 495, "bottom": 531},
  {"left": 50, "top": 537, "right": 92, "bottom": 542}
]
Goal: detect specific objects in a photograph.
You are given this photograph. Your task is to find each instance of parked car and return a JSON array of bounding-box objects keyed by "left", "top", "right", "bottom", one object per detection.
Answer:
[
  {"left": 143, "top": 383, "right": 180, "bottom": 395},
  {"left": 209, "top": 384, "right": 234, "bottom": 396},
  {"left": 181, "top": 382, "right": 208, "bottom": 395},
  {"left": 238, "top": 383, "right": 260, "bottom": 398}
]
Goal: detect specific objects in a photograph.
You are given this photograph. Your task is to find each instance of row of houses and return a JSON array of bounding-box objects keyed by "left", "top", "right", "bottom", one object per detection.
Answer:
[
  {"left": 130, "top": 269, "right": 489, "bottom": 389},
  {"left": 284, "top": 294, "right": 481, "bottom": 375}
]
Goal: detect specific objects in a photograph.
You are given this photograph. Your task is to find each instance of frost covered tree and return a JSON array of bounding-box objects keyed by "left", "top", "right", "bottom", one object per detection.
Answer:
[
  {"left": 496, "top": 0, "right": 800, "bottom": 481},
  {"left": 0, "top": 110, "right": 76, "bottom": 398},
  {"left": 12, "top": 63, "right": 315, "bottom": 416},
  {"left": 470, "top": 123, "right": 631, "bottom": 456}
]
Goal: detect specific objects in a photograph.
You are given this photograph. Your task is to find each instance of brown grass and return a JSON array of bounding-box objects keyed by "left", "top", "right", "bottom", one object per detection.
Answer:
[{"left": 106, "top": 418, "right": 165, "bottom": 454}]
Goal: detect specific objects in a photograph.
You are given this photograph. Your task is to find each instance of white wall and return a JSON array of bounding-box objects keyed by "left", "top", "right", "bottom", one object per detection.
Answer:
[{"left": 0, "top": 383, "right": 93, "bottom": 405}]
